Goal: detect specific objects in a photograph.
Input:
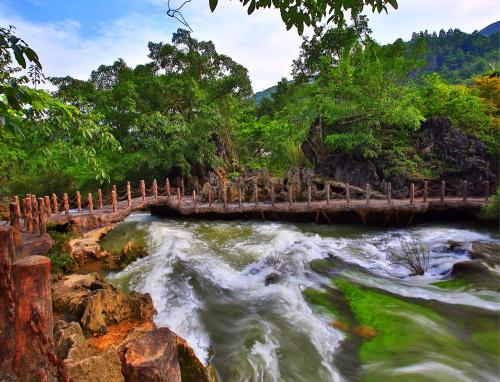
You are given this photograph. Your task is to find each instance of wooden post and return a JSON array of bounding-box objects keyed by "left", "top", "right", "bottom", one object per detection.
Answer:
[
  {"left": 51, "top": 193, "right": 59, "bottom": 214},
  {"left": 462, "top": 180, "right": 468, "bottom": 201},
  {"left": 181, "top": 180, "right": 185, "bottom": 196},
  {"left": 12, "top": 255, "right": 53, "bottom": 382},
  {"left": 76, "top": 191, "right": 81, "bottom": 213},
  {"left": 193, "top": 190, "right": 197, "bottom": 213},
  {"left": 307, "top": 182, "right": 312, "bottom": 207},
  {"left": 0, "top": 228, "right": 16, "bottom": 379},
  {"left": 43, "top": 196, "right": 51, "bottom": 217},
  {"left": 153, "top": 179, "right": 158, "bottom": 198},
  {"left": 223, "top": 182, "right": 228, "bottom": 210},
  {"left": 271, "top": 183, "right": 275, "bottom": 207},
  {"left": 387, "top": 182, "right": 392, "bottom": 204},
  {"left": 237, "top": 181, "right": 242, "bottom": 210},
  {"left": 208, "top": 184, "right": 212, "bottom": 208},
  {"left": 140, "top": 180, "right": 146, "bottom": 201},
  {"left": 410, "top": 183, "right": 415, "bottom": 205},
  {"left": 9, "top": 203, "right": 21, "bottom": 247},
  {"left": 288, "top": 184, "right": 293, "bottom": 205},
  {"left": 326, "top": 183, "right": 330, "bottom": 205},
  {"left": 423, "top": 181, "right": 428, "bottom": 203},
  {"left": 346, "top": 183, "right": 350, "bottom": 204},
  {"left": 63, "top": 193, "right": 69, "bottom": 216},
  {"left": 166, "top": 178, "right": 171, "bottom": 196},
  {"left": 366, "top": 184, "right": 370, "bottom": 205},
  {"left": 440, "top": 181, "right": 445, "bottom": 202},
  {"left": 25, "top": 196, "right": 33, "bottom": 233},
  {"left": 127, "top": 181, "right": 132, "bottom": 207},
  {"left": 253, "top": 180, "right": 258, "bottom": 207},
  {"left": 112, "top": 190, "right": 117, "bottom": 212},
  {"left": 112, "top": 184, "right": 117, "bottom": 199},
  {"left": 31, "top": 196, "right": 39, "bottom": 232},
  {"left": 38, "top": 197, "right": 46, "bottom": 237},
  {"left": 14, "top": 196, "right": 20, "bottom": 216},
  {"left": 88, "top": 193, "right": 93, "bottom": 215},
  {"left": 484, "top": 181, "right": 489, "bottom": 202},
  {"left": 177, "top": 187, "right": 182, "bottom": 210},
  {"left": 97, "top": 189, "right": 103, "bottom": 209}
]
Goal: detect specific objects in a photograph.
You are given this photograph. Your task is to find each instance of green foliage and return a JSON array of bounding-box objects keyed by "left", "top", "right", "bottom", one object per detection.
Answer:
[
  {"left": 482, "top": 188, "right": 500, "bottom": 220},
  {"left": 207, "top": 0, "right": 398, "bottom": 35},
  {"left": 45, "top": 225, "right": 78, "bottom": 274}
]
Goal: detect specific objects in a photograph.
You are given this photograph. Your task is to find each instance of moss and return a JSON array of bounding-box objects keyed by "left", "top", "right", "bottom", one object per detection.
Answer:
[
  {"left": 309, "top": 259, "right": 336, "bottom": 276},
  {"left": 303, "top": 288, "right": 341, "bottom": 316},
  {"left": 332, "top": 278, "right": 470, "bottom": 381},
  {"left": 431, "top": 278, "right": 470, "bottom": 290},
  {"left": 45, "top": 225, "right": 78, "bottom": 274}
]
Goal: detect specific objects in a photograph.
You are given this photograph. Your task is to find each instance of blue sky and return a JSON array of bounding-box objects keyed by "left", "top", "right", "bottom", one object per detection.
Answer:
[{"left": 1, "top": 0, "right": 498, "bottom": 91}]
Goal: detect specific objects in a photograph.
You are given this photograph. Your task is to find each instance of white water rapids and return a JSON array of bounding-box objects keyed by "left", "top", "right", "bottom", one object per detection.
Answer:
[{"left": 106, "top": 214, "right": 499, "bottom": 382}]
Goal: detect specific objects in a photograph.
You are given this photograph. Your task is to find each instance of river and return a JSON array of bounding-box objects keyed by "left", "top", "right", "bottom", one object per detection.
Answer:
[{"left": 102, "top": 213, "right": 499, "bottom": 382}]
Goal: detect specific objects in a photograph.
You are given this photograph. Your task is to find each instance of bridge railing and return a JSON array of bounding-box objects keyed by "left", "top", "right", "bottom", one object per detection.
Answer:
[{"left": 0, "top": 178, "right": 492, "bottom": 247}]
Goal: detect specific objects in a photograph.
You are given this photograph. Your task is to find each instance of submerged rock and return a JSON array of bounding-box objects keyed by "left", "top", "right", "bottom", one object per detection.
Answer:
[
  {"left": 264, "top": 272, "right": 282, "bottom": 286},
  {"left": 469, "top": 242, "right": 500, "bottom": 268},
  {"left": 353, "top": 326, "right": 377, "bottom": 340},
  {"left": 451, "top": 260, "right": 491, "bottom": 277}
]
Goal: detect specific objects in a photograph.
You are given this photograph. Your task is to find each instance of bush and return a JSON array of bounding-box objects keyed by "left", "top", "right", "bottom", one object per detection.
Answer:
[
  {"left": 387, "top": 238, "right": 430, "bottom": 276},
  {"left": 482, "top": 188, "right": 500, "bottom": 221},
  {"left": 45, "top": 225, "right": 78, "bottom": 274}
]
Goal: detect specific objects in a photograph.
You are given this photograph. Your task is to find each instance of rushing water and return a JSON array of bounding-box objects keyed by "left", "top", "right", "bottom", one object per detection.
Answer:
[{"left": 103, "top": 214, "right": 499, "bottom": 382}]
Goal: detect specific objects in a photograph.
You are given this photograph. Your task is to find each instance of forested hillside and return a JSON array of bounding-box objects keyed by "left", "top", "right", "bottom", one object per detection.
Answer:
[{"left": 0, "top": 18, "right": 498, "bottom": 199}]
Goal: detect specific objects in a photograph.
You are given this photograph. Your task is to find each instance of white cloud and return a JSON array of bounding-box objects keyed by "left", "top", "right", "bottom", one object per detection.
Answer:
[{"left": 0, "top": 0, "right": 498, "bottom": 92}]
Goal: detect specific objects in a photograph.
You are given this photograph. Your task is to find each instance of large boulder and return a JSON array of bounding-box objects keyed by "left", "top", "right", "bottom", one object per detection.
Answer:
[{"left": 121, "top": 328, "right": 182, "bottom": 382}]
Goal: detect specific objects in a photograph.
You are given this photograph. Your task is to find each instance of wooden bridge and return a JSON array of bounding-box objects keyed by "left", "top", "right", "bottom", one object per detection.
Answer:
[{"left": 3, "top": 177, "right": 493, "bottom": 248}]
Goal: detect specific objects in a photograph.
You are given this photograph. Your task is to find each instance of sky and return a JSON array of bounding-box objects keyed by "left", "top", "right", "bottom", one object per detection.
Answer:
[{"left": 1, "top": 0, "right": 498, "bottom": 92}]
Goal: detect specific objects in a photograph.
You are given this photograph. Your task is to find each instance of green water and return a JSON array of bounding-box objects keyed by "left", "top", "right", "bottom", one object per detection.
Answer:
[{"left": 104, "top": 213, "right": 500, "bottom": 382}]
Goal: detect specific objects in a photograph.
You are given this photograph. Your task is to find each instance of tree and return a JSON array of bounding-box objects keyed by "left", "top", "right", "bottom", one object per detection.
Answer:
[{"left": 205, "top": 0, "right": 398, "bottom": 35}]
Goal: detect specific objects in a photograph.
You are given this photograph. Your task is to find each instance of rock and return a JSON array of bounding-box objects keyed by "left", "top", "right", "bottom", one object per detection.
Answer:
[
  {"left": 329, "top": 320, "right": 349, "bottom": 332},
  {"left": 446, "top": 241, "right": 465, "bottom": 252},
  {"left": 104, "top": 240, "right": 148, "bottom": 270},
  {"left": 264, "top": 272, "right": 282, "bottom": 286},
  {"left": 67, "top": 348, "right": 124, "bottom": 382},
  {"left": 451, "top": 260, "right": 491, "bottom": 277},
  {"left": 469, "top": 242, "right": 500, "bottom": 267},
  {"left": 89, "top": 320, "right": 157, "bottom": 351},
  {"left": 81, "top": 289, "right": 155, "bottom": 334},
  {"left": 54, "top": 321, "right": 96, "bottom": 361},
  {"left": 68, "top": 225, "right": 116, "bottom": 265},
  {"left": 122, "top": 328, "right": 182, "bottom": 382},
  {"left": 353, "top": 325, "right": 377, "bottom": 340},
  {"left": 177, "top": 336, "right": 213, "bottom": 382}
]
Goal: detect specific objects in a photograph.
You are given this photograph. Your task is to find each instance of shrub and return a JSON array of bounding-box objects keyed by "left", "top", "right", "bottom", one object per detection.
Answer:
[{"left": 387, "top": 238, "right": 430, "bottom": 276}]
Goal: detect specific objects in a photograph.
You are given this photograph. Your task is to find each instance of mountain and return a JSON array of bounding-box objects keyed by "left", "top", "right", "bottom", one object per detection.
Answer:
[
  {"left": 254, "top": 85, "right": 277, "bottom": 105},
  {"left": 479, "top": 21, "right": 500, "bottom": 36}
]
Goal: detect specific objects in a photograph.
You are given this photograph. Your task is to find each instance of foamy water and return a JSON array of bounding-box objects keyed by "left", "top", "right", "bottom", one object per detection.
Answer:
[{"left": 106, "top": 216, "right": 499, "bottom": 382}]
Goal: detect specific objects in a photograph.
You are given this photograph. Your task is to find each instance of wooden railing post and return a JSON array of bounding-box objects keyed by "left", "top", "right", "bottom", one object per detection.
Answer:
[
  {"left": 326, "top": 183, "right": 330, "bottom": 205},
  {"left": 25, "top": 195, "right": 33, "bottom": 233},
  {"left": 307, "top": 182, "right": 312, "bottom": 207},
  {"left": 270, "top": 183, "right": 275, "bottom": 207},
  {"left": 166, "top": 178, "right": 171, "bottom": 196},
  {"left": 288, "top": 184, "right": 293, "bottom": 206},
  {"left": 9, "top": 203, "right": 21, "bottom": 247},
  {"left": 423, "top": 181, "right": 428, "bottom": 203},
  {"left": 153, "top": 179, "right": 158, "bottom": 198},
  {"left": 44, "top": 196, "right": 51, "bottom": 217},
  {"left": 387, "top": 182, "right": 391, "bottom": 204},
  {"left": 51, "top": 193, "right": 59, "bottom": 214},
  {"left": 63, "top": 193, "right": 69, "bottom": 216},
  {"left": 14, "top": 196, "right": 20, "bottom": 217},
  {"left": 253, "top": 180, "right": 258, "bottom": 207},
  {"left": 111, "top": 190, "right": 117, "bottom": 212},
  {"left": 140, "top": 180, "right": 146, "bottom": 201},
  {"left": 31, "top": 196, "right": 39, "bottom": 232},
  {"left": 181, "top": 179, "right": 185, "bottom": 197},
  {"left": 127, "top": 181, "right": 132, "bottom": 207},
  {"left": 88, "top": 193, "right": 93, "bottom": 215},
  {"left": 76, "top": 191, "right": 81, "bottom": 213},
  {"left": 193, "top": 190, "right": 197, "bottom": 213},
  {"left": 346, "top": 183, "right": 350, "bottom": 204},
  {"left": 12, "top": 255, "right": 53, "bottom": 382},
  {"left": 366, "top": 184, "right": 370, "bottom": 205},
  {"left": 38, "top": 197, "right": 46, "bottom": 237},
  {"left": 237, "top": 180, "right": 242, "bottom": 210},
  {"left": 208, "top": 184, "right": 212, "bottom": 208},
  {"left": 97, "top": 189, "right": 103, "bottom": 209},
  {"left": 462, "top": 180, "right": 468, "bottom": 201},
  {"left": 484, "top": 181, "right": 489, "bottom": 202},
  {"left": 177, "top": 187, "right": 182, "bottom": 210},
  {"left": 440, "top": 181, "right": 445, "bottom": 202},
  {"left": 410, "top": 183, "right": 415, "bottom": 205},
  {"left": 223, "top": 181, "right": 228, "bottom": 210}
]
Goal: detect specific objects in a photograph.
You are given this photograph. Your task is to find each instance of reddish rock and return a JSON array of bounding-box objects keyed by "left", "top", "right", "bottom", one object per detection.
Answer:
[
  {"left": 329, "top": 320, "right": 349, "bottom": 332},
  {"left": 353, "top": 325, "right": 378, "bottom": 340},
  {"left": 122, "top": 328, "right": 182, "bottom": 382}
]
